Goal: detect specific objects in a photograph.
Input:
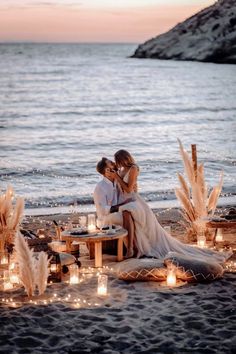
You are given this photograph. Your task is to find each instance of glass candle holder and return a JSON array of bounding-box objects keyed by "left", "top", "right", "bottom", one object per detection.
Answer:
[
  {"left": 197, "top": 234, "right": 206, "bottom": 248},
  {"left": 97, "top": 274, "right": 108, "bottom": 296},
  {"left": 88, "top": 214, "right": 96, "bottom": 232},
  {"left": 69, "top": 264, "right": 79, "bottom": 285},
  {"left": 215, "top": 228, "right": 224, "bottom": 242},
  {"left": 0, "top": 252, "right": 9, "bottom": 266},
  {"left": 166, "top": 266, "right": 177, "bottom": 287},
  {"left": 10, "top": 271, "right": 20, "bottom": 285},
  {"left": 79, "top": 216, "right": 87, "bottom": 228}
]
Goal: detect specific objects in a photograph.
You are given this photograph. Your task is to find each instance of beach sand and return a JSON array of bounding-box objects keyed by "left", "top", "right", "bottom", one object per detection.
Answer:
[{"left": 1, "top": 206, "right": 235, "bottom": 354}]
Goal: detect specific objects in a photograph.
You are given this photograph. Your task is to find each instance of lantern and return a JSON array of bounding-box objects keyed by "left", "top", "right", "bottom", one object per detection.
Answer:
[
  {"left": 69, "top": 264, "right": 79, "bottom": 285},
  {"left": 97, "top": 274, "right": 108, "bottom": 296},
  {"left": 48, "top": 253, "right": 61, "bottom": 283}
]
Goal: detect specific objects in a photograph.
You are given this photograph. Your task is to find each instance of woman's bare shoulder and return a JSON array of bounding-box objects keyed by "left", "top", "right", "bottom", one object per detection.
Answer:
[{"left": 130, "top": 164, "right": 139, "bottom": 172}]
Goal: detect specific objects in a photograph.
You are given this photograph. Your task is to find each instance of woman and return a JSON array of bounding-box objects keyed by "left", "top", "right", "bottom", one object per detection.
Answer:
[{"left": 110, "top": 149, "right": 231, "bottom": 262}]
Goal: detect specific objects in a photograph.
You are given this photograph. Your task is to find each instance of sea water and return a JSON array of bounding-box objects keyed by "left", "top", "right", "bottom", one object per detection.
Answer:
[{"left": 0, "top": 43, "right": 235, "bottom": 213}]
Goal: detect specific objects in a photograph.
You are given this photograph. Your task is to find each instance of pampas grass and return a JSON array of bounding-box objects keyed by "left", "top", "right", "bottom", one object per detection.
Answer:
[
  {"left": 14, "top": 233, "right": 49, "bottom": 297},
  {"left": 15, "top": 232, "right": 35, "bottom": 297},
  {"left": 35, "top": 252, "right": 50, "bottom": 295},
  {"left": 175, "top": 140, "right": 223, "bottom": 241},
  {"left": 0, "top": 185, "right": 24, "bottom": 251}
]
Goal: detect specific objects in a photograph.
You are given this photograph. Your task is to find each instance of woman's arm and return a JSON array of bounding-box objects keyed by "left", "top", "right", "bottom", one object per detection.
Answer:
[{"left": 114, "top": 165, "right": 138, "bottom": 193}]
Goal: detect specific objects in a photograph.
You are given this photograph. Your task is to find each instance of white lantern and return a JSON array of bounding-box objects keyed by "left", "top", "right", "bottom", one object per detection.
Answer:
[
  {"left": 88, "top": 214, "right": 96, "bottom": 232},
  {"left": 69, "top": 264, "right": 79, "bottom": 285},
  {"left": 166, "top": 267, "right": 177, "bottom": 287},
  {"left": 215, "top": 228, "right": 224, "bottom": 242},
  {"left": 97, "top": 274, "right": 108, "bottom": 296}
]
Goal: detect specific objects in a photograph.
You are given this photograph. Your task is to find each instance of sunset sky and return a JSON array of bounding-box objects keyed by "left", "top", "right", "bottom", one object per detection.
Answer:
[{"left": 0, "top": 0, "right": 215, "bottom": 43}]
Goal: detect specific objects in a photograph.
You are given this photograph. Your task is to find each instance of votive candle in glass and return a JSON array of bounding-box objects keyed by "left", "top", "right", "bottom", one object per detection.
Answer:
[
  {"left": 88, "top": 214, "right": 96, "bottom": 232},
  {"left": 97, "top": 274, "right": 108, "bottom": 296},
  {"left": 166, "top": 267, "right": 177, "bottom": 287},
  {"left": 215, "top": 228, "right": 224, "bottom": 242},
  {"left": 69, "top": 264, "right": 79, "bottom": 285}
]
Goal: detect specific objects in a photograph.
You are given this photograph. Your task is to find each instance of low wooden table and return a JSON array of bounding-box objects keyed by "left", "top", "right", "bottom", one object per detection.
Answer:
[
  {"left": 61, "top": 228, "right": 128, "bottom": 267},
  {"left": 206, "top": 220, "right": 236, "bottom": 244}
]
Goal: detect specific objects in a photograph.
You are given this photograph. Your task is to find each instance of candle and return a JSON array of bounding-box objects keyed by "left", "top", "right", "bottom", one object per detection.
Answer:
[
  {"left": 88, "top": 214, "right": 96, "bottom": 232},
  {"left": 0, "top": 255, "right": 8, "bottom": 265},
  {"left": 69, "top": 264, "right": 79, "bottom": 285},
  {"left": 70, "top": 275, "right": 79, "bottom": 285},
  {"left": 197, "top": 234, "right": 206, "bottom": 248},
  {"left": 50, "top": 264, "right": 57, "bottom": 272},
  {"left": 215, "top": 228, "right": 224, "bottom": 242},
  {"left": 166, "top": 268, "right": 176, "bottom": 287},
  {"left": 10, "top": 273, "right": 20, "bottom": 284},
  {"left": 97, "top": 274, "right": 108, "bottom": 296},
  {"left": 3, "top": 282, "right": 14, "bottom": 291},
  {"left": 38, "top": 234, "right": 45, "bottom": 239}
]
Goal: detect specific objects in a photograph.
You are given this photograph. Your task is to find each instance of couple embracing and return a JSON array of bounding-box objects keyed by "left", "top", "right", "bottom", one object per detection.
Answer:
[{"left": 94, "top": 149, "right": 230, "bottom": 263}]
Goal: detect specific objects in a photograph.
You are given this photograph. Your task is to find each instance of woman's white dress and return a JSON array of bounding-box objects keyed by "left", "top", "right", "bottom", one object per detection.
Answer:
[{"left": 117, "top": 169, "right": 231, "bottom": 263}]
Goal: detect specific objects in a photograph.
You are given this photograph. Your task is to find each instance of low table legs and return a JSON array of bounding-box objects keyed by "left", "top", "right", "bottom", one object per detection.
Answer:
[
  {"left": 117, "top": 237, "right": 124, "bottom": 262},
  {"left": 94, "top": 241, "right": 102, "bottom": 268}
]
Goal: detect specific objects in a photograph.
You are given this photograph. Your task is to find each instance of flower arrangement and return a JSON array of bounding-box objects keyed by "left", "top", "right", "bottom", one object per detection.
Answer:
[{"left": 175, "top": 140, "right": 223, "bottom": 241}]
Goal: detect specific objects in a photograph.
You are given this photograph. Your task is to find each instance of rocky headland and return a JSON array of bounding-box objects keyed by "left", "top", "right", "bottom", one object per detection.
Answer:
[{"left": 132, "top": 0, "right": 236, "bottom": 64}]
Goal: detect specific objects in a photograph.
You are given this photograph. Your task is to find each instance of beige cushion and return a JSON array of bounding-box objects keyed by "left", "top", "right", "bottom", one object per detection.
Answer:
[
  {"left": 164, "top": 252, "right": 224, "bottom": 283},
  {"left": 117, "top": 258, "right": 167, "bottom": 282}
]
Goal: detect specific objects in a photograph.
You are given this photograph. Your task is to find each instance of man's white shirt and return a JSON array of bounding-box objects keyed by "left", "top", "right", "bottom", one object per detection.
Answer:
[{"left": 94, "top": 177, "right": 120, "bottom": 227}]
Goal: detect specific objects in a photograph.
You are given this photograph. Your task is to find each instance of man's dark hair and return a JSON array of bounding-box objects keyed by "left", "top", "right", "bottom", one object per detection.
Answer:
[{"left": 96, "top": 157, "right": 108, "bottom": 175}]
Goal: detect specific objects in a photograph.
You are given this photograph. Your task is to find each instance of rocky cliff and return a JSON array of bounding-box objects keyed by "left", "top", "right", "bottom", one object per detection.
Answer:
[{"left": 132, "top": 0, "right": 236, "bottom": 64}]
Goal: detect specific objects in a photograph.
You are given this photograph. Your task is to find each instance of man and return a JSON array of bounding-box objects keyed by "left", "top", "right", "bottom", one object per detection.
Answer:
[{"left": 94, "top": 157, "right": 135, "bottom": 258}]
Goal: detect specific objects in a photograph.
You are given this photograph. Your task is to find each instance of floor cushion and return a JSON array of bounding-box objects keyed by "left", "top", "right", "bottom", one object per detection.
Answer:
[
  {"left": 164, "top": 252, "right": 224, "bottom": 283},
  {"left": 59, "top": 252, "right": 76, "bottom": 266},
  {"left": 117, "top": 258, "right": 167, "bottom": 282}
]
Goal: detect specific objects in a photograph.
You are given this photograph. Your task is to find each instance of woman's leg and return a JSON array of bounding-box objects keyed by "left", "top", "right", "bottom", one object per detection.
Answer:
[{"left": 122, "top": 210, "right": 135, "bottom": 257}]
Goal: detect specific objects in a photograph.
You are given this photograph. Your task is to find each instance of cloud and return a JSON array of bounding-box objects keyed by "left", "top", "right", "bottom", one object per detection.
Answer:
[{"left": 0, "top": 1, "right": 83, "bottom": 10}]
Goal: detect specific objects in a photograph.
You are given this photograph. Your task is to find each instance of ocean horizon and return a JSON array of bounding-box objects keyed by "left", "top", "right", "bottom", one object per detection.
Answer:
[{"left": 0, "top": 43, "right": 235, "bottom": 212}]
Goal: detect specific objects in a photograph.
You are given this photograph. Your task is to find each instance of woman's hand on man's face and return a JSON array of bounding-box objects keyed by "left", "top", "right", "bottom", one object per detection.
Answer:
[{"left": 106, "top": 169, "right": 117, "bottom": 179}]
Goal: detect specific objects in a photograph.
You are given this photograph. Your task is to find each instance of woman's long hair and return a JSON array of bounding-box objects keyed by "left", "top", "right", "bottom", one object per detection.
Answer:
[{"left": 114, "top": 150, "right": 136, "bottom": 168}]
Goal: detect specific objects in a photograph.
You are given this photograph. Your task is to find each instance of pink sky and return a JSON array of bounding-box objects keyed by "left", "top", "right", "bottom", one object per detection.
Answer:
[{"left": 0, "top": 1, "right": 215, "bottom": 43}]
